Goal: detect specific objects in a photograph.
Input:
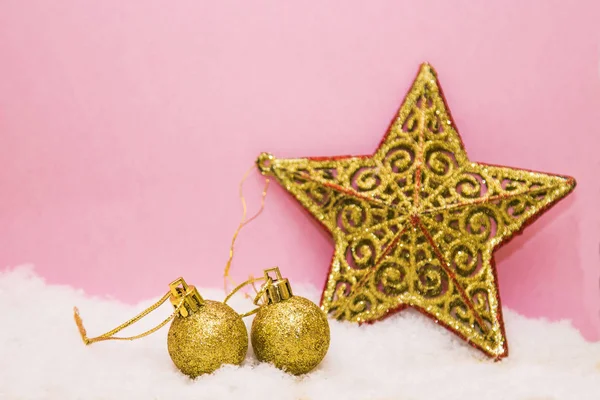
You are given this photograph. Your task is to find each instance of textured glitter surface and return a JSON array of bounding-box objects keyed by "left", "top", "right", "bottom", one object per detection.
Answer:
[
  {"left": 257, "top": 63, "right": 576, "bottom": 359},
  {"left": 251, "top": 296, "right": 330, "bottom": 375},
  {"left": 167, "top": 300, "right": 248, "bottom": 377}
]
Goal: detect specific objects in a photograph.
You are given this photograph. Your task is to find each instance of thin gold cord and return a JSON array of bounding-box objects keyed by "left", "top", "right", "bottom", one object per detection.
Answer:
[
  {"left": 223, "top": 276, "right": 265, "bottom": 304},
  {"left": 222, "top": 276, "right": 269, "bottom": 318},
  {"left": 223, "top": 165, "right": 270, "bottom": 295},
  {"left": 73, "top": 292, "right": 185, "bottom": 344}
]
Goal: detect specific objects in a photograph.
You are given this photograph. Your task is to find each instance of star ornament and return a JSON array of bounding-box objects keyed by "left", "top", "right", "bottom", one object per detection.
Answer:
[{"left": 256, "top": 63, "right": 575, "bottom": 359}]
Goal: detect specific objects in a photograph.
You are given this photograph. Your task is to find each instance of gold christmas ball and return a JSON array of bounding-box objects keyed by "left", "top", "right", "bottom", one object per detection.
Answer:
[
  {"left": 167, "top": 300, "right": 248, "bottom": 377},
  {"left": 251, "top": 296, "right": 330, "bottom": 375}
]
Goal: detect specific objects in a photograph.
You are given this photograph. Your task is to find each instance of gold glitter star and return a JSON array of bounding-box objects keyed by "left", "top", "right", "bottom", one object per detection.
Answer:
[{"left": 256, "top": 63, "right": 575, "bottom": 358}]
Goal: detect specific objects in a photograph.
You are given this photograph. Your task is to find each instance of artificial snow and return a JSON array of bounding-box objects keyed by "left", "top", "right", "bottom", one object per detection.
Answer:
[{"left": 0, "top": 265, "right": 598, "bottom": 400}]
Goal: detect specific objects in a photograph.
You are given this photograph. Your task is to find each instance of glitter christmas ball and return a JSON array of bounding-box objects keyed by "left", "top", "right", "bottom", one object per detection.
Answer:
[
  {"left": 167, "top": 300, "right": 248, "bottom": 377},
  {"left": 251, "top": 296, "right": 330, "bottom": 375}
]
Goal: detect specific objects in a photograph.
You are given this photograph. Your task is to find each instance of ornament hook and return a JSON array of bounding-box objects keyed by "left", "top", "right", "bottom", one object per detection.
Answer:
[
  {"left": 257, "top": 267, "right": 293, "bottom": 305},
  {"left": 169, "top": 277, "right": 204, "bottom": 318}
]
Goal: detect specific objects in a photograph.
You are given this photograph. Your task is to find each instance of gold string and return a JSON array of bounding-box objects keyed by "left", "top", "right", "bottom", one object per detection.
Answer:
[
  {"left": 223, "top": 165, "right": 270, "bottom": 295},
  {"left": 249, "top": 275, "right": 260, "bottom": 296},
  {"left": 239, "top": 307, "right": 260, "bottom": 318},
  {"left": 223, "top": 276, "right": 269, "bottom": 318},
  {"left": 73, "top": 292, "right": 185, "bottom": 345}
]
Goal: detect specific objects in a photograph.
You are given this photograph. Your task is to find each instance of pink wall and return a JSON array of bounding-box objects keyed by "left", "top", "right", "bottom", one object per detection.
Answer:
[{"left": 0, "top": 1, "right": 598, "bottom": 339}]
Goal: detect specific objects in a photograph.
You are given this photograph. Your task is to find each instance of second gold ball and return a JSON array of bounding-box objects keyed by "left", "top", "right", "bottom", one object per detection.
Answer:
[{"left": 250, "top": 268, "right": 330, "bottom": 375}]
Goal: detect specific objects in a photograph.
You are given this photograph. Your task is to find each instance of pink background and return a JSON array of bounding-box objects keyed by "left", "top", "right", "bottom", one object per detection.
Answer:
[{"left": 0, "top": 1, "right": 598, "bottom": 340}]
